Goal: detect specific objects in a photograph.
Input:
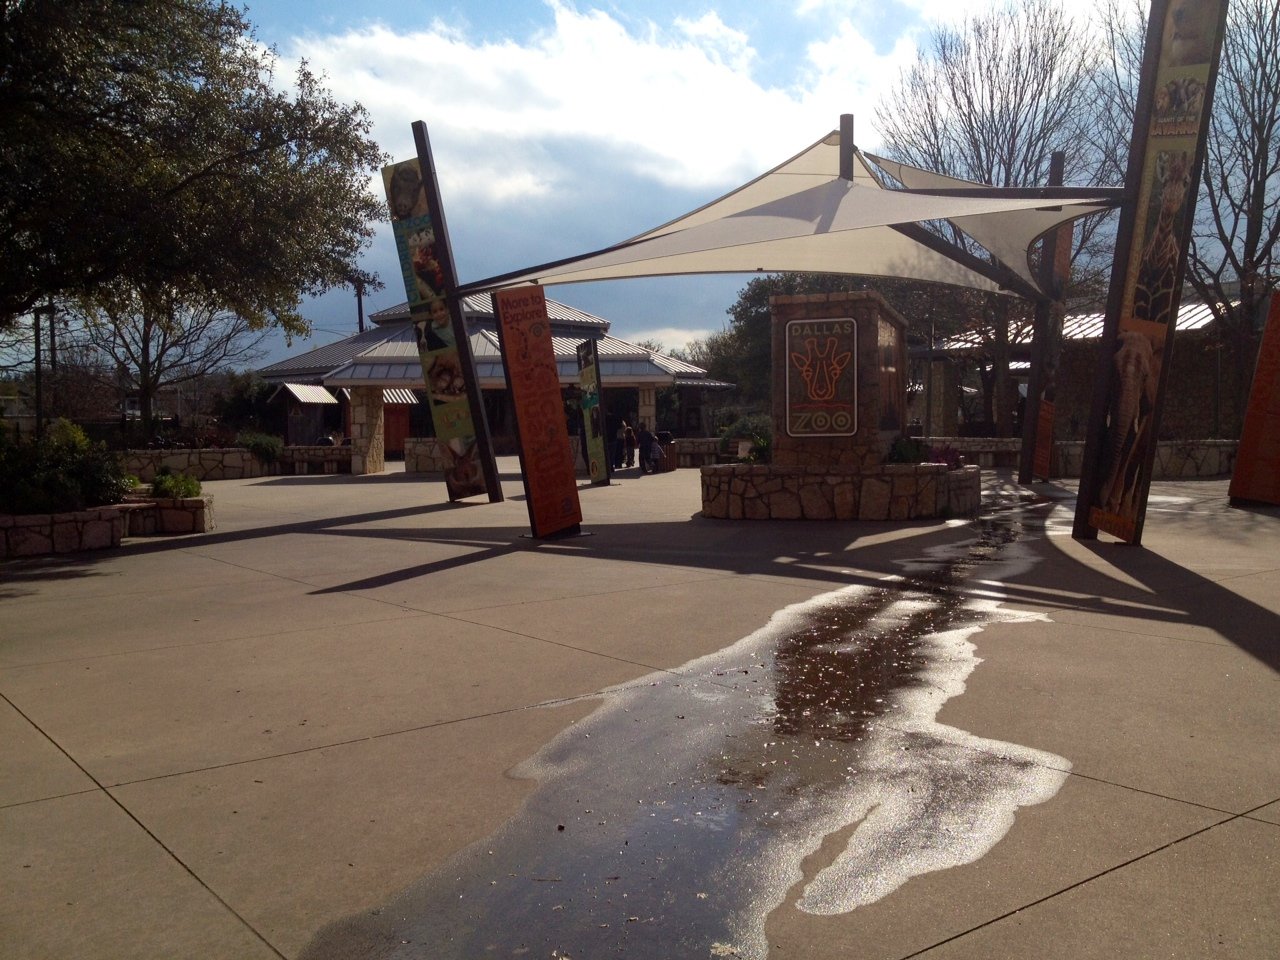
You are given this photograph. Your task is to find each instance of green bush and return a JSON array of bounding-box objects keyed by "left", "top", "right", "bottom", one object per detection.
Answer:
[
  {"left": 718, "top": 413, "right": 773, "bottom": 463},
  {"left": 151, "top": 468, "right": 202, "bottom": 498},
  {"left": 0, "top": 419, "right": 133, "bottom": 514},
  {"left": 887, "top": 436, "right": 930, "bottom": 464},
  {"left": 234, "top": 430, "right": 284, "bottom": 463}
]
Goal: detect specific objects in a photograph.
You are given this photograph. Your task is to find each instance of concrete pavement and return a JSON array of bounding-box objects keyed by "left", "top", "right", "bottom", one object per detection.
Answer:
[{"left": 2, "top": 461, "right": 1277, "bottom": 958}]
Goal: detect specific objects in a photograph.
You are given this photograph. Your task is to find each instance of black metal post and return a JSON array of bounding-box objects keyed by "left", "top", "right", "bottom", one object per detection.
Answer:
[
  {"left": 1019, "top": 151, "right": 1066, "bottom": 483},
  {"left": 32, "top": 309, "right": 43, "bottom": 439}
]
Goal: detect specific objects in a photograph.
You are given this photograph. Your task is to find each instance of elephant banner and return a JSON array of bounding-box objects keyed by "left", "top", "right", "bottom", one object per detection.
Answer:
[{"left": 1075, "top": 0, "right": 1229, "bottom": 544}]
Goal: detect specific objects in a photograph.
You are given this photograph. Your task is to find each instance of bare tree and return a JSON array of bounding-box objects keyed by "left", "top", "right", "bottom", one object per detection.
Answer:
[
  {"left": 874, "top": 0, "right": 1105, "bottom": 435},
  {"left": 1190, "top": 0, "right": 1279, "bottom": 420},
  {"left": 1094, "top": 0, "right": 1279, "bottom": 432},
  {"left": 71, "top": 288, "right": 269, "bottom": 434}
]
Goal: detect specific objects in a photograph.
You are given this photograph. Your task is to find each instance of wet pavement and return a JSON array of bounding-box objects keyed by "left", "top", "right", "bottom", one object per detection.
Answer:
[
  {"left": 300, "top": 513, "right": 1070, "bottom": 959},
  {"left": 3, "top": 466, "right": 1277, "bottom": 960}
]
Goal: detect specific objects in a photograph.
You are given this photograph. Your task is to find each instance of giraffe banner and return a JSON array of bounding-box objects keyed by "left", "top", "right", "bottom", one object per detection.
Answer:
[
  {"left": 1075, "top": 0, "right": 1229, "bottom": 544},
  {"left": 785, "top": 318, "right": 858, "bottom": 437}
]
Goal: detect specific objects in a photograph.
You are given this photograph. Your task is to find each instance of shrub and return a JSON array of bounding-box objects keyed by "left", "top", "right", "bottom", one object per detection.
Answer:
[
  {"left": 235, "top": 430, "right": 284, "bottom": 463},
  {"left": 927, "top": 444, "right": 965, "bottom": 471},
  {"left": 151, "top": 469, "right": 202, "bottom": 498},
  {"left": 886, "top": 436, "right": 930, "bottom": 464},
  {"left": 718, "top": 413, "right": 773, "bottom": 463},
  {"left": 886, "top": 436, "right": 965, "bottom": 470},
  {"left": 0, "top": 419, "right": 132, "bottom": 514}
]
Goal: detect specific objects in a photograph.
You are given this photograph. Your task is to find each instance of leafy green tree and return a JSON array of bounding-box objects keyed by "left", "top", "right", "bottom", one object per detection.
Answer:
[
  {"left": 211, "top": 371, "right": 276, "bottom": 433},
  {"left": 0, "top": 0, "right": 385, "bottom": 331}
]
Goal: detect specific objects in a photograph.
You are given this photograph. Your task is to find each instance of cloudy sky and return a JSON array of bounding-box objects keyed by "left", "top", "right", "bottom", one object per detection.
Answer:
[{"left": 247, "top": 0, "right": 1082, "bottom": 362}]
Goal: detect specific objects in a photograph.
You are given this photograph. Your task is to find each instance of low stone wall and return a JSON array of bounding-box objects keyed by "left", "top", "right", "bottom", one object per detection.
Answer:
[
  {"left": 118, "top": 497, "right": 215, "bottom": 536},
  {"left": 1, "top": 497, "right": 215, "bottom": 559},
  {"left": 922, "top": 438, "right": 1237, "bottom": 479},
  {"left": 122, "top": 448, "right": 268, "bottom": 481},
  {"left": 674, "top": 437, "right": 724, "bottom": 468},
  {"left": 701, "top": 463, "right": 980, "bottom": 521},
  {"left": 121, "top": 445, "right": 351, "bottom": 481},
  {"left": 1053, "top": 440, "right": 1237, "bottom": 480},
  {"left": 928, "top": 437, "right": 1022, "bottom": 469},
  {"left": 406, "top": 437, "right": 588, "bottom": 474},
  {"left": 1, "top": 508, "right": 125, "bottom": 558}
]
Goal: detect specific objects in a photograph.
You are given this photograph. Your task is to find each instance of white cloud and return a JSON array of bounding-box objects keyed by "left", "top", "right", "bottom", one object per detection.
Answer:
[
  {"left": 627, "top": 325, "right": 716, "bottom": 351},
  {"left": 280, "top": 1, "right": 912, "bottom": 213}
]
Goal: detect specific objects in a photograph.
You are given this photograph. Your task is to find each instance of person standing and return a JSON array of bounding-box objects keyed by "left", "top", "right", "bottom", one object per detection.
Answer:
[
  {"left": 624, "top": 422, "right": 637, "bottom": 467},
  {"left": 636, "top": 423, "right": 655, "bottom": 474},
  {"left": 612, "top": 420, "right": 626, "bottom": 470}
]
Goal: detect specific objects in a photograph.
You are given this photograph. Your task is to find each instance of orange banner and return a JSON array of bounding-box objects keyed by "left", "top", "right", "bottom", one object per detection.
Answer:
[
  {"left": 1229, "top": 295, "right": 1280, "bottom": 506},
  {"left": 493, "top": 287, "right": 582, "bottom": 538}
]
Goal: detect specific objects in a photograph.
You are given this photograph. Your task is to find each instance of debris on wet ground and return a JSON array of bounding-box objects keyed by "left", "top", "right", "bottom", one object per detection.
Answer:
[{"left": 299, "top": 515, "right": 1071, "bottom": 960}]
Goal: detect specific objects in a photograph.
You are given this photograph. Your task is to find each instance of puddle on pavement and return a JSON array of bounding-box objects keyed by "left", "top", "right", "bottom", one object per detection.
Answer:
[{"left": 301, "top": 516, "right": 1070, "bottom": 960}]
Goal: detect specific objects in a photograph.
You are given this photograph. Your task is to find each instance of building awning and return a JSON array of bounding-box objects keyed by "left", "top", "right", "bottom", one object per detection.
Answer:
[
  {"left": 338, "top": 387, "right": 421, "bottom": 404},
  {"left": 382, "top": 388, "right": 419, "bottom": 405},
  {"left": 276, "top": 383, "right": 338, "bottom": 404}
]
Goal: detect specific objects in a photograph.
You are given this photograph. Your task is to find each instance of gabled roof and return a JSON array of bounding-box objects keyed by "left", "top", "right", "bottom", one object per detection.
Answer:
[
  {"left": 367, "top": 294, "right": 610, "bottom": 329},
  {"left": 268, "top": 293, "right": 720, "bottom": 390},
  {"left": 322, "top": 323, "right": 700, "bottom": 388}
]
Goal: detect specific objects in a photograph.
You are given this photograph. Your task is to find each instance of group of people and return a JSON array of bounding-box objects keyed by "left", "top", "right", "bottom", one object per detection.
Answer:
[{"left": 612, "top": 420, "right": 665, "bottom": 474}]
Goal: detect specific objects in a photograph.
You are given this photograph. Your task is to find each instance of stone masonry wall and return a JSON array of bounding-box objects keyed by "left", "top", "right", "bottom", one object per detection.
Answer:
[
  {"left": 121, "top": 446, "right": 351, "bottom": 481},
  {"left": 1, "top": 508, "right": 124, "bottom": 558},
  {"left": 771, "top": 291, "right": 905, "bottom": 470},
  {"left": 701, "top": 463, "right": 980, "bottom": 521}
]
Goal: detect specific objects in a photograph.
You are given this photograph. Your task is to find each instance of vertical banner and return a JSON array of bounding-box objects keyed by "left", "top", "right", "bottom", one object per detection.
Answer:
[
  {"left": 381, "top": 122, "right": 502, "bottom": 503},
  {"left": 785, "top": 319, "right": 857, "bottom": 437},
  {"left": 576, "top": 339, "right": 611, "bottom": 486},
  {"left": 1073, "top": 0, "right": 1229, "bottom": 544},
  {"left": 1229, "top": 293, "right": 1280, "bottom": 506},
  {"left": 492, "top": 287, "right": 583, "bottom": 538}
]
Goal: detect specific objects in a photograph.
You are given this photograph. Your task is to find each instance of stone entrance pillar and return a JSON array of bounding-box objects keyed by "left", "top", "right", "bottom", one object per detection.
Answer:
[
  {"left": 349, "top": 386, "right": 385, "bottom": 475},
  {"left": 771, "top": 291, "right": 905, "bottom": 470},
  {"left": 927, "top": 359, "right": 959, "bottom": 437}
]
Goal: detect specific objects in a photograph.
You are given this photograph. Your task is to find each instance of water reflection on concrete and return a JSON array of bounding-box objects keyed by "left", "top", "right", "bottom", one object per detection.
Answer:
[{"left": 301, "top": 517, "right": 1070, "bottom": 960}]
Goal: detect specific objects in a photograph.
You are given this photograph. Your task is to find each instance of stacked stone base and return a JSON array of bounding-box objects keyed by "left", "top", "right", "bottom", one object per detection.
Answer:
[
  {"left": 2, "top": 497, "right": 215, "bottom": 559},
  {"left": 1, "top": 509, "right": 125, "bottom": 558},
  {"left": 700, "top": 463, "right": 980, "bottom": 521},
  {"left": 122, "top": 446, "right": 351, "bottom": 482}
]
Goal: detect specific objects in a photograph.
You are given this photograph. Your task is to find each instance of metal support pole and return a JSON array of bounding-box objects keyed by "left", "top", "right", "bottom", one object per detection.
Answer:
[
  {"left": 839, "top": 114, "right": 854, "bottom": 181},
  {"left": 1018, "top": 151, "right": 1067, "bottom": 483},
  {"left": 33, "top": 309, "right": 43, "bottom": 439},
  {"left": 48, "top": 303, "right": 57, "bottom": 419},
  {"left": 924, "top": 319, "right": 935, "bottom": 439}
]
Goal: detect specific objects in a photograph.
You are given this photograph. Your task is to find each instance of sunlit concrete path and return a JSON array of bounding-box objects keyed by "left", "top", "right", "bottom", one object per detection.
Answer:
[{"left": 2, "top": 461, "right": 1277, "bottom": 958}]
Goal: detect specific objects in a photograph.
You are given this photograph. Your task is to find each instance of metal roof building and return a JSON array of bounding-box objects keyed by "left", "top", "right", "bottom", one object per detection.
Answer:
[{"left": 258, "top": 294, "right": 730, "bottom": 449}]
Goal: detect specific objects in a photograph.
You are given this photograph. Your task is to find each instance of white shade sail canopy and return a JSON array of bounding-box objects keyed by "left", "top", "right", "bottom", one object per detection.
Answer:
[
  {"left": 866, "top": 153, "right": 1114, "bottom": 295},
  {"left": 459, "top": 130, "right": 1120, "bottom": 301}
]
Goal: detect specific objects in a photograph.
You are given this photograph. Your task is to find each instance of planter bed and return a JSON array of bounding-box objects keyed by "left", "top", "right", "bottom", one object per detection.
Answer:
[{"left": 1, "top": 496, "right": 215, "bottom": 560}]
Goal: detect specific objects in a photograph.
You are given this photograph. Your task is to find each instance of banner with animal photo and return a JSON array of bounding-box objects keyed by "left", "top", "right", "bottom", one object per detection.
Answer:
[
  {"left": 576, "top": 339, "right": 611, "bottom": 486},
  {"left": 382, "top": 154, "right": 491, "bottom": 501},
  {"left": 1080, "top": 0, "right": 1228, "bottom": 544}
]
